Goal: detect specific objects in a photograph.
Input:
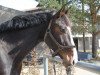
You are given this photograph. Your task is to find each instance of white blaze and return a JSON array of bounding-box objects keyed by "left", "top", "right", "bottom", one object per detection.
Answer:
[{"left": 67, "top": 27, "right": 78, "bottom": 64}]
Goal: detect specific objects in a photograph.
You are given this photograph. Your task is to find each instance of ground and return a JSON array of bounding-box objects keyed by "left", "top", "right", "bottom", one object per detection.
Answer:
[
  {"left": 20, "top": 65, "right": 100, "bottom": 75},
  {"left": 74, "top": 67, "right": 99, "bottom": 75}
]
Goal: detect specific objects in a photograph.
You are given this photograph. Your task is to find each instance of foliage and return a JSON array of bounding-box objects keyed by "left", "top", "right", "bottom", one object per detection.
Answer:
[
  {"left": 38, "top": 0, "right": 100, "bottom": 34},
  {"left": 38, "top": 0, "right": 73, "bottom": 10},
  {"left": 38, "top": 0, "right": 62, "bottom": 10},
  {"left": 71, "top": 0, "right": 100, "bottom": 34}
]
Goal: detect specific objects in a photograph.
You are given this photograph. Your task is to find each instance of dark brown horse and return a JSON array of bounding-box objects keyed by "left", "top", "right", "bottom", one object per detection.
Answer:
[{"left": 0, "top": 5, "right": 78, "bottom": 75}]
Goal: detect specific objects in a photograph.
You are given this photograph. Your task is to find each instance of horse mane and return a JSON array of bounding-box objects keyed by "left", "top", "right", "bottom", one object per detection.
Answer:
[{"left": 0, "top": 12, "right": 52, "bottom": 32}]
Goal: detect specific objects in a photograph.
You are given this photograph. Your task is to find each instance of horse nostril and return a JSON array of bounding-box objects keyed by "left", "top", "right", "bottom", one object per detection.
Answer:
[{"left": 73, "top": 61, "right": 75, "bottom": 65}]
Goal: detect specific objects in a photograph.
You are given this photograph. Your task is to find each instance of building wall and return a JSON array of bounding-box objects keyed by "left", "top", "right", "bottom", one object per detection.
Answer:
[
  {"left": 77, "top": 37, "right": 92, "bottom": 51},
  {"left": 97, "top": 35, "right": 100, "bottom": 49},
  {"left": 97, "top": 24, "right": 100, "bottom": 49},
  {"left": 75, "top": 35, "right": 100, "bottom": 51}
]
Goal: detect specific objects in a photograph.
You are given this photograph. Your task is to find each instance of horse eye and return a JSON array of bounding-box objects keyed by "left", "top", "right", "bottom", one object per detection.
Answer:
[{"left": 60, "top": 28, "right": 66, "bottom": 33}]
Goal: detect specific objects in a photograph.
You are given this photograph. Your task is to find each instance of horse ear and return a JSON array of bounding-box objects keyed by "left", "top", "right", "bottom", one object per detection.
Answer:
[
  {"left": 65, "top": 6, "right": 71, "bottom": 14},
  {"left": 53, "top": 4, "right": 66, "bottom": 18}
]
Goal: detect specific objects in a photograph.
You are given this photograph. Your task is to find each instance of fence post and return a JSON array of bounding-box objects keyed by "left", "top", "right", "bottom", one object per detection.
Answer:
[{"left": 43, "top": 57, "right": 48, "bottom": 75}]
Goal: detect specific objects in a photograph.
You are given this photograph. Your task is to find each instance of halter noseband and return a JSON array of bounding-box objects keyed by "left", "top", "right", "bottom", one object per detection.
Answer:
[{"left": 44, "top": 20, "right": 75, "bottom": 57}]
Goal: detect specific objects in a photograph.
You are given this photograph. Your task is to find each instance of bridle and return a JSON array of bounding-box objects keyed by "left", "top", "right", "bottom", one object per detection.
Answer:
[{"left": 44, "top": 20, "right": 75, "bottom": 57}]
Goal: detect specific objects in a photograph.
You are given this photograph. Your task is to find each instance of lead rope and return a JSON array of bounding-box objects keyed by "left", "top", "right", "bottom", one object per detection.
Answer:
[{"left": 50, "top": 49, "right": 56, "bottom": 75}]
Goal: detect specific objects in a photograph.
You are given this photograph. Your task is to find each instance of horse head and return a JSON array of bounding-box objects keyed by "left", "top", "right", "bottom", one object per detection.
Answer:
[{"left": 44, "top": 4, "right": 78, "bottom": 74}]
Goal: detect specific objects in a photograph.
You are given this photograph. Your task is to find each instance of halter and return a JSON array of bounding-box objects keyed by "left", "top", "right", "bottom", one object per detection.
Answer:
[{"left": 44, "top": 20, "right": 75, "bottom": 57}]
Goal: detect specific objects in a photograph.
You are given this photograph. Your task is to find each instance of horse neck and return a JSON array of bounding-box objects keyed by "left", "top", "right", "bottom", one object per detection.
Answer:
[{"left": 0, "top": 40, "right": 12, "bottom": 75}]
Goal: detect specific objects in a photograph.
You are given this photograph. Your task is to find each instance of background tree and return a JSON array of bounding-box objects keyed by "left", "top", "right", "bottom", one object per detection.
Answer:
[
  {"left": 38, "top": 0, "right": 100, "bottom": 58},
  {"left": 87, "top": 0, "right": 100, "bottom": 58},
  {"left": 75, "top": 0, "right": 100, "bottom": 57}
]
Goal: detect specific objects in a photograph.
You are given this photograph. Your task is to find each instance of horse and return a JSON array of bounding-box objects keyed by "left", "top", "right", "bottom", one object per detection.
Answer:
[{"left": 0, "top": 5, "right": 78, "bottom": 75}]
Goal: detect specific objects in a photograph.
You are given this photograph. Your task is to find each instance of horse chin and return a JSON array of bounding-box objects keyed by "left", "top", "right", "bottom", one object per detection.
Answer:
[
  {"left": 65, "top": 65, "right": 74, "bottom": 75},
  {"left": 62, "top": 61, "right": 74, "bottom": 75}
]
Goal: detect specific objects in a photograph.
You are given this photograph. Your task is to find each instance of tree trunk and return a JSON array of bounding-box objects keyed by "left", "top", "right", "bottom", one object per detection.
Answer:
[
  {"left": 92, "top": 32, "right": 97, "bottom": 58},
  {"left": 82, "top": 0, "right": 86, "bottom": 52},
  {"left": 89, "top": 0, "right": 97, "bottom": 58},
  {"left": 83, "top": 32, "right": 86, "bottom": 52}
]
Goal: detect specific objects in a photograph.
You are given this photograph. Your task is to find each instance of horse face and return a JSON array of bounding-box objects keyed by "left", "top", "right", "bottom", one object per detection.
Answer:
[{"left": 50, "top": 5, "right": 77, "bottom": 68}]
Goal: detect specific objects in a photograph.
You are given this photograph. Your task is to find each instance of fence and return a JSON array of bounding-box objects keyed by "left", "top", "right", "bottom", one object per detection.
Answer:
[{"left": 43, "top": 55, "right": 100, "bottom": 75}]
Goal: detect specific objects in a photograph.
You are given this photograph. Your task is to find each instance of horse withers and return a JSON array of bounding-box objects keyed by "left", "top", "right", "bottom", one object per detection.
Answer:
[{"left": 0, "top": 5, "right": 78, "bottom": 75}]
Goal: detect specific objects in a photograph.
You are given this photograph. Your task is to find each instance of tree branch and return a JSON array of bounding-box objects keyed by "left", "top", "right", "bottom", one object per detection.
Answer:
[
  {"left": 96, "top": 5, "right": 100, "bottom": 13},
  {"left": 94, "top": 30, "right": 100, "bottom": 35}
]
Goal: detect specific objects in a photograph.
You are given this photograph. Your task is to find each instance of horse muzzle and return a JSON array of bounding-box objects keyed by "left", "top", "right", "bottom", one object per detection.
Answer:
[{"left": 66, "top": 65, "right": 74, "bottom": 75}]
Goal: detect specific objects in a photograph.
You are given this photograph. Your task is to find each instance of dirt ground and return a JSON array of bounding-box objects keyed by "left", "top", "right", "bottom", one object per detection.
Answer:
[
  {"left": 21, "top": 66, "right": 100, "bottom": 75},
  {"left": 74, "top": 67, "right": 100, "bottom": 75}
]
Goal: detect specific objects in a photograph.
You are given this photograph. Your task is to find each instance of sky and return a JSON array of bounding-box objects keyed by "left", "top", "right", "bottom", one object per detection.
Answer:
[{"left": 0, "top": 0, "right": 39, "bottom": 11}]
